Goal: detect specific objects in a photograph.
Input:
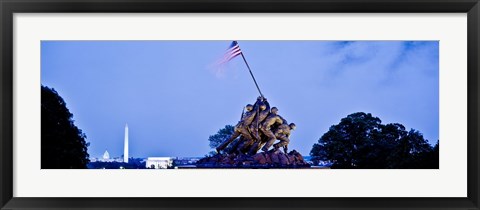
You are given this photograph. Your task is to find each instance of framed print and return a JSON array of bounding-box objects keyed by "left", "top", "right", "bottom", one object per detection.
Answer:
[{"left": 1, "top": 0, "right": 479, "bottom": 209}]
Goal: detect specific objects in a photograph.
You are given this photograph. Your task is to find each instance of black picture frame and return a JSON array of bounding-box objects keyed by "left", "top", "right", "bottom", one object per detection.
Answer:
[{"left": 1, "top": 0, "right": 479, "bottom": 209}]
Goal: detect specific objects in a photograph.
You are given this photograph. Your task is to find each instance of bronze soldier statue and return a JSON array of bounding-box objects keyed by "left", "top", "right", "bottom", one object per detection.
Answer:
[
  {"left": 216, "top": 103, "right": 258, "bottom": 153},
  {"left": 272, "top": 123, "right": 296, "bottom": 153},
  {"left": 235, "top": 97, "right": 270, "bottom": 154},
  {"left": 236, "top": 97, "right": 270, "bottom": 153},
  {"left": 246, "top": 97, "right": 271, "bottom": 155},
  {"left": 250, "top": 96, "right": 270, "bottom": 141},
  {"left": 260, "top": 107, "right": 284, "bottom": 152}
]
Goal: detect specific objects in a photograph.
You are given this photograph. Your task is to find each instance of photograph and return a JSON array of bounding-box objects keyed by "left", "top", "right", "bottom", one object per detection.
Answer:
[
  {"left": 41, "top": 40, "right": 439, "bottom": 169},
  {"left": 2, "top": 0, "right": 478, "bottom": 208}
]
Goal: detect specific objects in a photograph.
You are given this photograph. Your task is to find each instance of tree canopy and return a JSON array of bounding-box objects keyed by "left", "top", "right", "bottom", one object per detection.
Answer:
[
  {"left": 41, "top": 85, "right": 90, "bottom": 169},
  {"left": 310, "top": 112, "right": 438, "bottom": 169},
  {"left": 208, "top": 125, "right": 235, "bottom": 154}
]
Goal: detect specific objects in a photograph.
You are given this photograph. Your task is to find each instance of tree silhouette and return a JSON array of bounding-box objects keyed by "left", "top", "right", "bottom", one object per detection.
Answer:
[
  {"left": 41, "top": 85, "right": 90, "bottom": 169},
  {"left": 310, "top": 112, "right": 438, "bottom": 169},
  {"left": 208, "top": 125, "right": 238, "bottom": 154}
]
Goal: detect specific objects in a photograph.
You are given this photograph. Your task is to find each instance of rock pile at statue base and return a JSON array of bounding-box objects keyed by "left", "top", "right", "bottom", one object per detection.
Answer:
[{"left": 196, "top": 149, "right": 310, "bottom": 168}]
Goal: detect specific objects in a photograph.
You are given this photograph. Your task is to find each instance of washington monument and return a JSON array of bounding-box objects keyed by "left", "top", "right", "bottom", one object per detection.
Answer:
[{"left": 124, "top": 123, "right": 129, "bottom": 163}]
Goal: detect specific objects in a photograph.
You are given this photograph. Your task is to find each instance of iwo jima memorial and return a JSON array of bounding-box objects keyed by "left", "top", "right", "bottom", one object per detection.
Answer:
[{"left": 196, "top": 41, "right": 310, "bottom": 168}]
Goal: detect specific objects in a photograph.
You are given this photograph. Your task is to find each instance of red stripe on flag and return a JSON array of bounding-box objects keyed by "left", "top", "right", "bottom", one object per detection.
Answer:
[
  {"left": 218, "top": 43, "right": 242, "bottom": 64},
  {"left": 226, "top": 49, "right": 242, "bottom": 61}
]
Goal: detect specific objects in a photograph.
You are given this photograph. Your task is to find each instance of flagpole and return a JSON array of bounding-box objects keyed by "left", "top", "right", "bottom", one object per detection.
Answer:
[{"left": 239, "top": 51, "right": 264, "bottom": 98}]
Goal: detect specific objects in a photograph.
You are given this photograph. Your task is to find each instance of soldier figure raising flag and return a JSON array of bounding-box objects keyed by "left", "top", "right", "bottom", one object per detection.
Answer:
[{"left": 215, "top": 41, "right": 296, "bottom": 155}]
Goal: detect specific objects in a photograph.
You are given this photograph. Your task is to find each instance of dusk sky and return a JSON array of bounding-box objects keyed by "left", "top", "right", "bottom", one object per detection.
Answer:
[{"left": 41, "top": 41, "right": 439, "bottom": 158}]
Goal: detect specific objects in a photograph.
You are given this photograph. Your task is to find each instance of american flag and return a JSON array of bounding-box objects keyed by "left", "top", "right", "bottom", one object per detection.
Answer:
[{"left": 219, "top": 41, "right": 242, "bottom": 64}]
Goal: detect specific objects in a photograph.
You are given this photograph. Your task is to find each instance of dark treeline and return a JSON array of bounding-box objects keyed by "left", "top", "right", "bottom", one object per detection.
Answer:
[
  {"left": 310, "top": 112, "right": 439, "bottom": 169},
  {"left": 87, "top": 158, "right": 147, "bottom": 169},
  {"left": 41, "top": 85, "right": 90, "bottom": 169}
]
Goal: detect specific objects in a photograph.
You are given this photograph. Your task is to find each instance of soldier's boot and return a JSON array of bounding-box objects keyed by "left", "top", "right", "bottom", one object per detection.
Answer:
[{"left": 261, "top": 147, "right": 269, "bottom": 153}]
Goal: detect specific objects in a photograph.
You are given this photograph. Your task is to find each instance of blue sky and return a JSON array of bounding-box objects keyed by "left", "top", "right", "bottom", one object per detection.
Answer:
[{"left": 41, "top": 41, "right": 439, "bottom": 158}]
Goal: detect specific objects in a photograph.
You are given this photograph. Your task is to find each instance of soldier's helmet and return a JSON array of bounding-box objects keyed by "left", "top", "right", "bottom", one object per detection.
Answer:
[
  {"left": 271, "top": 107, "right": 278, "bottom": 114},
  {"left": 245, "top": 104, "right": 254, "bottom": 111},
  {"left": 289, "top": 123, "right": 296, "bottom": 130},
  {"left": 258, "top": 101, "right": 267, "bottom": 111}
]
